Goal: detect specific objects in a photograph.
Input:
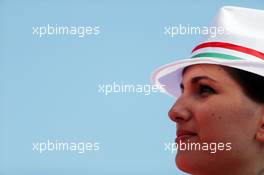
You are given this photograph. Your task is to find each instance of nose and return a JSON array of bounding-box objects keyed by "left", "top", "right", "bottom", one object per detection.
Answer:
[{"left": 168, "top": 96, "right": 192, "bottom": 123}]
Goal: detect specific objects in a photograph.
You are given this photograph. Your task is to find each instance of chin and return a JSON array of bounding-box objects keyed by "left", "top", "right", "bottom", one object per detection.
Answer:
[
  {"left": 176, "top": 150, "right": 213, "bottom": 174},
  {"left": 176, "top": 150, "right": 222, "bottom": 175},
  {"left": 176, "top": 150, "right": 196, "bottom": 174}
]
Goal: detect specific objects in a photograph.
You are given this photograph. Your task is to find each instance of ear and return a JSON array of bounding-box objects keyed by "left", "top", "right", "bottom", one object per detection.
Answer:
[{"left": 256, "top": 110, "right": 264, "bottom": 142}]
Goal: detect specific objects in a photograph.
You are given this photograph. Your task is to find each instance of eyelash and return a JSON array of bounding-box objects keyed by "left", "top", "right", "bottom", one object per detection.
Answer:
[
  {"left": 198, "top": 84, "right": 216, "bottom": 95},
  {"left": 180, "top": 84, "right": 216, "bottom": 97}
]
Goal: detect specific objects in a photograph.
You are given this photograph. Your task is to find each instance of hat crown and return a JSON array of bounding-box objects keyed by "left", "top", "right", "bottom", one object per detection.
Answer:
[{"left": 202, "top": 6, "right": 264, "bottom": 54}]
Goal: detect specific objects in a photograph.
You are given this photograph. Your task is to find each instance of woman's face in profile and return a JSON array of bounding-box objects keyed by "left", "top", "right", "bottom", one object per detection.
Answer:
[{"left": 169, "top": 64, "right": 264, "bottom": 175}]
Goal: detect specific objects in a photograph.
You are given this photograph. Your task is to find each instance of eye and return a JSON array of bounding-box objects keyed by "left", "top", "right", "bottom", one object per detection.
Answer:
[{"left": 198, "top": 84, "right": 216, "bottom": 95}]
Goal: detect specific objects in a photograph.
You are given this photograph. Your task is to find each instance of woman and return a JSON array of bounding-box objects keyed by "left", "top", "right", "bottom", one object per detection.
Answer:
[{"left": 151, "top": 6, "right": 264, "bottom": 175}]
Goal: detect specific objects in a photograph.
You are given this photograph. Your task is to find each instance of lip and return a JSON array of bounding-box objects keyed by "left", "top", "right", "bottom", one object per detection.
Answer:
[{"left": 175, "top": 130, "right": 198, "bottom": 143}]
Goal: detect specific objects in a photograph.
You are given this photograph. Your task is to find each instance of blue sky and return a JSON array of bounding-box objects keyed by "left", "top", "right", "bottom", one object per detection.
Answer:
[{"left": 0, "top": 1, "right": 263, "bottom": 174}]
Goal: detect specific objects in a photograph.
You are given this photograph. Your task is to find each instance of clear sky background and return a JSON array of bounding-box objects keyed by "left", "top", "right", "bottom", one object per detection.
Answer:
[{"left": 0, "top": 0, "right": 263, "bottom": 174}]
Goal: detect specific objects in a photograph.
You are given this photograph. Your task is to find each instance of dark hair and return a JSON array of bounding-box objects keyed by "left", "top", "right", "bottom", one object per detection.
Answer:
[{"left": 222, "top": 66, "right": 264, "bottom": 103}]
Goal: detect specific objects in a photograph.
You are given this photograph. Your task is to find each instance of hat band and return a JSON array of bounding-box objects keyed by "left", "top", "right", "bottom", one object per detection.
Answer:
[
  {"left": 191, "top": 52, "right": 243, "bottom": 60},
  {"left": 192, "top": 42, "right": 264, "bottom": 61}
]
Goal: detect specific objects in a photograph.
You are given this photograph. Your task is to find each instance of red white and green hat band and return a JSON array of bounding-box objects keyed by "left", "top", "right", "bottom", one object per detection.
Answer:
[{"left": 191, "top": 42, "right": 264, "bottom": 61}]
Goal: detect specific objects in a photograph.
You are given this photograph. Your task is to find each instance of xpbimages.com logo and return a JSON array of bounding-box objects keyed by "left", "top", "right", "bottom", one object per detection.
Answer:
[
  {"left": 32, "top": 24, "right": 100, "bottom": 38},
  {"left": 32, "top": 140, "right": 100, "bottom": 154},
  {"left": 98, "top": 81, "right": 165, "bottom": 96},
  {"left": 164, "top": 141, "right": 232, "bottom": 154},
  {"left": 164, "top": 24, "right": 230, "bottom": 38}
]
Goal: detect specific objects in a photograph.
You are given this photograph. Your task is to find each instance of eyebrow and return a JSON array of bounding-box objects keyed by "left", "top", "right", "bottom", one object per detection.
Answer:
[{"left": 180, "top": 76, "right": 217, "bottom": 90}]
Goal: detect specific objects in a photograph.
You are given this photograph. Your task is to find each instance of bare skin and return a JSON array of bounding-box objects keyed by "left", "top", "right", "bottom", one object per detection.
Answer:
[{"left": 168, "top": 64, "right": 264, "bottom": 175}]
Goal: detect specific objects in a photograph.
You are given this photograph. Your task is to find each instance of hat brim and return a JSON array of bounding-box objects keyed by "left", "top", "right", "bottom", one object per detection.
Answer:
[{"left": 151, "top": 57, "right": 264, "bottom": 98}]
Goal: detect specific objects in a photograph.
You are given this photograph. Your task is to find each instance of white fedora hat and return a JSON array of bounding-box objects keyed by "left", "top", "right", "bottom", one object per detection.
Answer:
[{"left": 151, "top": 6, "right": 264, "bottom": 98}]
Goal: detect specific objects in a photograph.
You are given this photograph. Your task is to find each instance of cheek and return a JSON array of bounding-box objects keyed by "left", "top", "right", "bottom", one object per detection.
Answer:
[
  {"left": 195, "top": 104, "right": 229, "bottom": 142},
  {"left": 194, "top": 98, "right": 256, "bottom": 144}
]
